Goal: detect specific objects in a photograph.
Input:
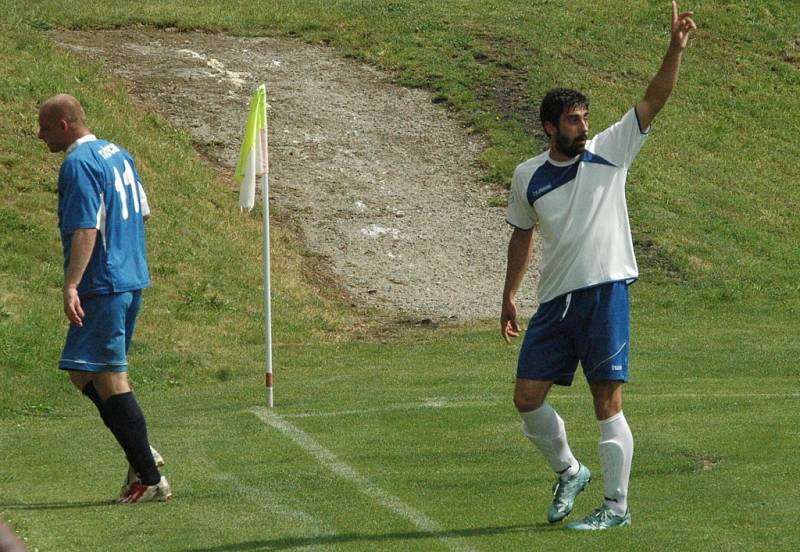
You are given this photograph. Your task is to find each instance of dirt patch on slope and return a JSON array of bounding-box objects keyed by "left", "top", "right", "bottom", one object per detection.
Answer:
[{"left": 51, "top": 29, "right": 541, "bottom": 321}]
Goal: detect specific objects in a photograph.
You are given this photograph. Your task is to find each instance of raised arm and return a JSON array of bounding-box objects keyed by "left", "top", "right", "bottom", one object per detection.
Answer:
[{"left": 636, "top": 1, "right": 697, "bottom": 131}]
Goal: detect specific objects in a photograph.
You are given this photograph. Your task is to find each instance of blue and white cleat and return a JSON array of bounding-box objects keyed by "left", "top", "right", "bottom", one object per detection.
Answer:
[
  {"left": 548, "top": 463, "right": 591, "bottom": 523},
  {"left": 566, "top": 504, "right": 631, "bottom": 530}
]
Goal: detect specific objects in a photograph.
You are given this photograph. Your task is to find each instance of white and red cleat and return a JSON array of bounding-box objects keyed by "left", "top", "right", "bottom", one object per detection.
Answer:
[
  {"left": 119, "top": 446, "right": 165, "bottom": 500},
  {"left": 117, "top": 476, "right": 172, "bottom": 503}
]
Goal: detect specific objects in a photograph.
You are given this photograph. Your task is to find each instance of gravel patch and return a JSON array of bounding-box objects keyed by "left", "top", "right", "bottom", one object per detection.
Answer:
[{"left": 52, "top": 29, "right": 541, "bottom": 322}]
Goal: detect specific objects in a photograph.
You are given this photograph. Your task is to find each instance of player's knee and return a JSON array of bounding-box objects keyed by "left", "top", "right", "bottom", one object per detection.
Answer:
[
  {"left": 513, "top": 388, "right": 544, "bottom": 413},
  {"left": 513, "top": 379, "right": 551, "bottom": 413},
  {"left": 590, "top": 381, "right": 623, "bottom": 419},
  {"left": 594, "top": 400, "right": 622, "bottom": 420}
]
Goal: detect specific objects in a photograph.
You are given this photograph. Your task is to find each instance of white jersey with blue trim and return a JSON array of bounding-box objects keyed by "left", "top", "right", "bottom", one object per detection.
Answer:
[
  {"left": 506, "top": 107, "right": 649, "bottom": 303},
  {"left": 58, "top": 134, "right": 150, "bottom": 296}
]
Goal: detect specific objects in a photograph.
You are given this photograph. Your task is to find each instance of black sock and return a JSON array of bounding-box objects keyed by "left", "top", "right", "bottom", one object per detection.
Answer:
[
  {"left": 81, "top": 381, "right": 115, "bottom": 431},
  {"left": 104, "top": 392, "right": 160, "bottom": 485},
  {"left": 82, "top": 381, "right": 136, "bottom": 468}
]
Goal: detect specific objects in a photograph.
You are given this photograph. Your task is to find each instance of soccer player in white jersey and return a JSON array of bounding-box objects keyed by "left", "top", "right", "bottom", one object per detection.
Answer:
[
  {"left": 501, "top": 2, "right": 696, "bottom": 530},
  {"left": 38, "top": 94, "right": 171, "bottom": 503}
]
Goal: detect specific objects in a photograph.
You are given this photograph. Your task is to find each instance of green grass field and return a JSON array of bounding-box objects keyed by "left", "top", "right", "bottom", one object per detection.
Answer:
[{"left": 1, "top": 1, "right": 798, "bottom": 550}]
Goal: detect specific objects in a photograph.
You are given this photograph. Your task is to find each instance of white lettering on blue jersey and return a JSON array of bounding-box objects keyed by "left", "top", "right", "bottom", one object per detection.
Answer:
[
  {"left": 97, "top": 143, "right": 120, "bottom": 159},
  {"left": 58, "top": 136, "right": 150, "bottom": 296}
]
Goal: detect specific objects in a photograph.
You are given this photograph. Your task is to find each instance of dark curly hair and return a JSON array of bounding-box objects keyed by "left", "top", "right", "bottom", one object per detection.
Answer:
[{"left": 539, "top": 88, "right": 589, "bottom": 137}]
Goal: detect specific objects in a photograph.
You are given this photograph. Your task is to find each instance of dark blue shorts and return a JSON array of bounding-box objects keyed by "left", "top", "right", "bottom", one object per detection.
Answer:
[
  {"left": 517, "top": 281, "right": 630, "bottom": 386},
  {"left": 59, "top": 290, "right": 142, "bottom": 373}
]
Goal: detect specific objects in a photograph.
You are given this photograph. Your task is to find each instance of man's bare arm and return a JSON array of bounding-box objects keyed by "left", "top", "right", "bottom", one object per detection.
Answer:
[
  {"left": 63, "top": 228, "right": 97, "bottom": 326},
  {"left": 501, "top": 227, "right": 534, "bottom": 343},
  {"left": 636, "top": 1, "right": 697, "bottom": 131}
]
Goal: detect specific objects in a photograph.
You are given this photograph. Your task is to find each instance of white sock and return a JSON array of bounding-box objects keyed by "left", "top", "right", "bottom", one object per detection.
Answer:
[
  {"left": 598, "top": 411, "right": 633, "bottom": 516},
  {"left": 520, "top": 403, "right": 579, "bottom": 479}
]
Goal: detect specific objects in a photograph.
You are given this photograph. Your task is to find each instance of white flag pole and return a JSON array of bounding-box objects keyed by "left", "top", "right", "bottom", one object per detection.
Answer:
[
  {"left": 262, "top": 169, "right": 273, "bottom": 408},
  {"left": 257, "top": 88, "right": 274, "bottom": 408}
]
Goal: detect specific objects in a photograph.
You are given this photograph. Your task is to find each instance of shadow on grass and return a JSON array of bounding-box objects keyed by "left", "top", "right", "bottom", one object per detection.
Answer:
[
  {"left": 186, "top": 523, "right": 557, "bottom": 551},
  {"left": 0, "top": 499, "right": 120, "bottom": 510}
]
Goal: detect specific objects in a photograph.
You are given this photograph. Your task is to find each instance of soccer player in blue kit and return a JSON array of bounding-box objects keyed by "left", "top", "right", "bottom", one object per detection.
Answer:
[
  {"left": 501, "top": 3, "right": 696, "bottom": 530},
  {"left": 38, "top": 94, "right": 171, "bottom": 503}
]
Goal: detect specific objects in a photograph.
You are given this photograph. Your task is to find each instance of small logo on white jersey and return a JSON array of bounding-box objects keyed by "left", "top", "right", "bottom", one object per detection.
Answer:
[{"left": 611, "top": 365, "right": 623, "bottom": 371}]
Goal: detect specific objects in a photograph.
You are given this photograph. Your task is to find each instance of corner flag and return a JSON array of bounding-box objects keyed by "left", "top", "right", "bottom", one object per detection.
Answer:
[
  {"left": 235, "top": 84, "right": 268, "bottom": 210},
  {"left": 235, "top": 84, "right": 274, "bottom": 407}
]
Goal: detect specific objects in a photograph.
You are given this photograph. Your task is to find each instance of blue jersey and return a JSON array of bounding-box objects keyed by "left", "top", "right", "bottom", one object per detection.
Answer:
[{"left": 58, "top": 135, "right": 150, "bottom": 296}]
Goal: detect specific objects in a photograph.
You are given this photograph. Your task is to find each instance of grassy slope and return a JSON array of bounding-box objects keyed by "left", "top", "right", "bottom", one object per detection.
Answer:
[
  {"left": 1, "top": 1, "right": 798, "bottom": 550},
  {"left": 5, "top": 0, "right": 798, "bottom": 305}
]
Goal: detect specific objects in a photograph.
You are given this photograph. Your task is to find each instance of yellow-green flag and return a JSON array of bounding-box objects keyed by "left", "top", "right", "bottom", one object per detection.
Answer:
[{"left": 235, "top": 84, "right": 268, "bottom": 211}]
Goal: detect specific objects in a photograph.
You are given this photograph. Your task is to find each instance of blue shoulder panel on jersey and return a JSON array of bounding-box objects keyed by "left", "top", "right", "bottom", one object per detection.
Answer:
[
  {"left": 526, "top": 151, "right": 616, "bottom": 205},
  {"left": 581, "top": 151, "right": 616, "bottom": 168}
]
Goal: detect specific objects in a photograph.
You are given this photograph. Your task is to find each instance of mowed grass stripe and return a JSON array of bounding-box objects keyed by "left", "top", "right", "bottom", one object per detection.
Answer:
[{"left": 279, "top": 392, "right": 800, "bottom": 418}]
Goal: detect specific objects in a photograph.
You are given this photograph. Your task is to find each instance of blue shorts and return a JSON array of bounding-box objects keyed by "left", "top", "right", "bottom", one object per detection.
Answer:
[
  {"left": 517, "top": 281, "right": 630, "bottom": 386},
  {"left": 59, "top": 290, "right": 142, "bottom": 373}
]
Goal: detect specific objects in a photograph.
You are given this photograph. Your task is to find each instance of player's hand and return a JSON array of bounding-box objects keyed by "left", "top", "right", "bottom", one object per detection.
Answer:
[
  {"left": 63, "top": 286, "right": 84, "bottom": 327},
  {"left": 501, "top": 300, "right": 520, "bottom": 344},
  {"left": 670, "top": 1, "right": 697, "bottom": 51}
]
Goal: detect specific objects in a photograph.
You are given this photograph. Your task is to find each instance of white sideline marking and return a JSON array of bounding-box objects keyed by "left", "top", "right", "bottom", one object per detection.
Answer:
[
  {"left": 252, "top": 407, "right": 476, "bottom": 552},
  {"left": 283, "top": 398, "right": 464, "bottom": 419},
  {"left": 627, "top": 392, "right": 800, "bottom": 399},
  {"left": 281, "top": 392, "right": 800, "bottom": 419}
]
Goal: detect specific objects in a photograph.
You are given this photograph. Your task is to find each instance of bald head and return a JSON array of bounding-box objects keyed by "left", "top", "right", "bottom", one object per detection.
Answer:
[
  {"left": 40, "top": 94, "right": 86, "bottom": 125},
  {"left": 37, "top": 94, "right": 90, "bottom": 153}
]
